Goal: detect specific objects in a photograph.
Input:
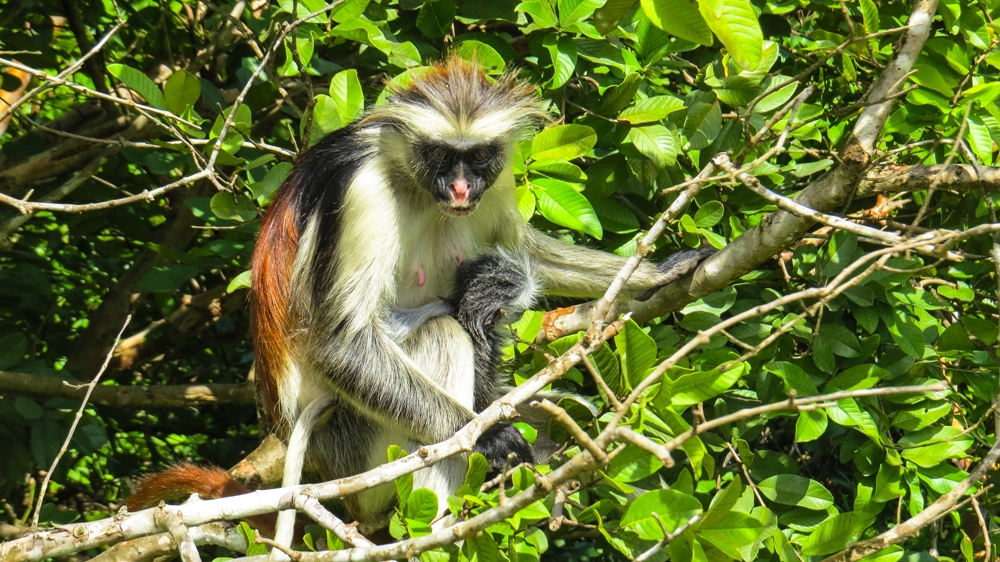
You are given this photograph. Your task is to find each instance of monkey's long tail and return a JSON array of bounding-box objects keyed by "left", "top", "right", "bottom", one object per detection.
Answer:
[{"left": 125, "top": 463, "right": 282, "bottom": 537}]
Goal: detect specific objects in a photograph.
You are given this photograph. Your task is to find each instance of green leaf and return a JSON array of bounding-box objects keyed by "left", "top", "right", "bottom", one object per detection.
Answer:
[
  {"left": 465, "top": 453, "right": 489, "bottom": 491},
  {"left": 628, "top": 124, "right": 678, "bottom": 167},
  {"left": 961, "top": 82, "right": 1000, "bottom": 106},
  {"left": 226, "top": 270, "right": 252, "bottom": 293},
  {"left": 617, "top": 95, "right": 684, "bottom": 124},
  {"left": 163, "top": 70, "right": 201, "bottom": 115},
  {"left": 661, "top": 363, "right": 746, "bottom": 407},
  {"left": 558, "top": 0, "right": 604, "bottom": 26},
  {"left": 0, "top": 333, "right": 28, "bottom": 370},
  {"left": 593, "top": 0, "right": 637, "bottom": 34},
  {"left": 251, "top": 162, "right": 293, "bottom": 202},
  {"left": 517, "top": 1, "right": 559, "bottom": 28},
  {"left": 763, "top": 361, "right": 819, "bottom": 396},
  {"left": 859, "top": 0, "right": 879, "bottom": 35},
  {"left": 599, "top": 73, "right": 641, "bottom": 114},
  {"left": 822, "top": 230, "right": 858, "bottom": 277},
  {"left": 329, "top": 69, "right": 365, "bottom": 124},
  {"left": 796, "top": 512, "right": 876, "bottom": 556},
  {"left": 694, "top": 201, "right": 724, "bottom": 228},
  {"left": 621, "top": 489, "right": 703, "bottom": 540},
  {"left": 330, "top": 0, "right": 370, "bottom": 22},
  {"left": 107, "top": 64, "right": 167, "bottom": 109},
  {"left": 816, "top": 324, "right": 862, "bottom": 358},
  {"left": 590, "top": 344, "right": 624, "bottom": 396},
  {"left": 308, "top": 95, "right": 344, "bottom": 146},
  {"left": 697, "top": 512, "right": 764, "bottom": 558},
  {"left": 640, "top": 0, "right": 713, "bottom": 46},
  {"left": 836, "top": 398, "right": 882, "bottom": 444},
  {"left": 455, "top": 40, "right": 506, "bottom": 73},
  {"left": 515, "top": 184, "right": 536, "bottom": 221},
  {"left": 542, "top": 34, "right": 577, "bottom": 89},
  {"left": 883, "top": 313, "right": 926, "bottom": 359},
  {"left": 824, "top": 364, "right": 889, "bottom": 392},
  {"left": 136, "top": 264, "right": 200, "bottom": 293},
  {"left": 530, "top": 124, "right": 597, "bottom": 160},
  {"left": 416, "top": 0, "right": 456, "bottom": 38},
  {"left": 757, "top": 475, "right": 834, "bottom": 510},
  {"left": 210, "top": 192, "right": 257, "bottom": 222},
  {"left": 795, "top": 409, "right": 828, "bottom": 442},
  {"left": 700, "top": 478, "right": 743, "bottom": 527},
  {"left": 698, "top": 0, "right": 763, "bottom": 70},
  {"left": 532, "top": 178, "right": 602, "bottom": 239},
  {"left": 404, "top": 488, "right": 439, "bottom": 524},
  {"left": 615, "top": 319, "right": 658, "bottom": 389},
  {"left": 900, "top": 426, "right": 973, "bottom": 468}
]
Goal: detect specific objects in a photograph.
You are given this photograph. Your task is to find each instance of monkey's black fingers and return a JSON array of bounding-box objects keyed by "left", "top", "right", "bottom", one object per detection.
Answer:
[
  {"left": 474, "top": 422, "right": 534, "bottom": 477},
  {"left": 637, "top": 247, "right": 717, "bottom": 301}
]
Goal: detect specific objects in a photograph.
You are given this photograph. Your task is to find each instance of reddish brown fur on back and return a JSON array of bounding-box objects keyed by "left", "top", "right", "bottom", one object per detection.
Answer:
[
  {"left": 250, "top": 184, "right": 300, "bottom": 425},
  {"left": 126, "top": 463, "right": 280, "bottom": 536}
]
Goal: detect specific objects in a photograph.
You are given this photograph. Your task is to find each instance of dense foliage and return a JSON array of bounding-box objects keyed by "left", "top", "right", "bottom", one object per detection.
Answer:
[{"left": 1, "top": 0, "right": 999, "bottom": 561}]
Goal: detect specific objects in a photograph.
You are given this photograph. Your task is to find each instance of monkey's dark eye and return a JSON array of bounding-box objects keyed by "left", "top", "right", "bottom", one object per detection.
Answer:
[
  {"left": 429, "top": 147, "right": 449, "bottom": 162},
  {"left": 470, "top": 149, "right": 489, "bottom": 163}
]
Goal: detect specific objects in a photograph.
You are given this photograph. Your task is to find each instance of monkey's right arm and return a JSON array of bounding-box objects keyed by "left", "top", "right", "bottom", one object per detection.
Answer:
[
  {"left": 310, "top": 323, "right": 477, "bottom": 445},
  {"left": 522, "top": 227, "right": 713, "bottom": 299}
]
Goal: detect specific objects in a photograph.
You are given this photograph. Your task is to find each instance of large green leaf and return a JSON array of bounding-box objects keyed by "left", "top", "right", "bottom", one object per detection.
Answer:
[
  {"left": 618, "top": 95, "right": 684, "bottom": 124},
  {"left": 699, "top": 0, "right": 763, "bottom": 70},
  {"left": 532, "top": 178, "right": 602, "bottom": 239},
  {"left": 416, "top": 0, "right": 456, "bottom": 38},
  {"left": 329, "top": 69, "right": 365, "bottom": 124},
  {"left": 107, "top": 64, "right": 167, "bottom": 109},
  {"left": 628, "top": 124, "right": 678, "bottom": 167},
  {"left": 697, "top": 512, "right": 764, "bottom": 559},
  {"left": 163, "top": 70, "right": 201, "bottom": 115},
  {"left": 614, "top": 319, "right": 658, "bottom": 389},
  {"left": 640, "top": 0, "right": 713, "bottom": 45},
  {"left": 757, "top": 475, "right": 834, "bottom": 510},
  {"left": 660, "top": 363, "right": 746, "bottom": 407},
  {"left": 620, "top": 489, "right": 703, "bottom": 540},
  {"left": 530, "top": 124, "right": 597, "bottom": 160},
  {"left": 796, "top": 512, "right": 876, "bottom": 556}
]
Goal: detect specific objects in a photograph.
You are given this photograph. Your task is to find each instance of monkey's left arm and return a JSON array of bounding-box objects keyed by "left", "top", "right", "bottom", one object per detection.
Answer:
[{"left": 522, "top": 227, "right": 713, "bottom": 299}]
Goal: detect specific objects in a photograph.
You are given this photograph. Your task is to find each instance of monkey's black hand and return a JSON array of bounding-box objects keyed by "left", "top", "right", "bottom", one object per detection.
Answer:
[
  {"left": 474, "top": 423, "right": 534, "bottom": 477},
  {"left": 638, "top": 248, "right": 717, "bottom": 301}
]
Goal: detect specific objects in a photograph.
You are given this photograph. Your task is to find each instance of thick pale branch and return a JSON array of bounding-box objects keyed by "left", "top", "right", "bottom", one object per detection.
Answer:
[
  {"left": 858, "top": 163, "right": 1000, "bottom": 195},
  {"left": 0, "top": 371, "right": 255, "bottom": 408}
]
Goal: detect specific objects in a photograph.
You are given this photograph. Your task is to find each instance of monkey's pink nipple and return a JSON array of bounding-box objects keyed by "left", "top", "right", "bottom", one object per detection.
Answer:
[{"left": 416, "top": 267, "right": 426, "bottom": 287}]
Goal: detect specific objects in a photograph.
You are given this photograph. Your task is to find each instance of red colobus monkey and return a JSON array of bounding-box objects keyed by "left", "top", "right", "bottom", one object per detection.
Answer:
[{"left": 127, "top": 57, "right": 710, "bottom": 533}]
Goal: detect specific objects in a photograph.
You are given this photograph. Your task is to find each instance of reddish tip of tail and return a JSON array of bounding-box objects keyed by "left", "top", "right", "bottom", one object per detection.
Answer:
[
  {"left": 125, "top": 463, "right": 280, "bottom": 537},
  {"left": 125, "top": 463, "right": 248, "bottom": 510}
]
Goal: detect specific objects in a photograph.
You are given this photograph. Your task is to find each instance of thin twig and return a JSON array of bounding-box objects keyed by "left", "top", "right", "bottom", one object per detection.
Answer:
[{"left": 30, "top": 315, "right": 131, "bottom": 528}]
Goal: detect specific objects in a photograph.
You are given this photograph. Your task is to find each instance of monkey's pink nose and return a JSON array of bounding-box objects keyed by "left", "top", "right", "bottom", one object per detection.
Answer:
[{"left": 449, "top": 179, "right": 469, "bottom": 205}]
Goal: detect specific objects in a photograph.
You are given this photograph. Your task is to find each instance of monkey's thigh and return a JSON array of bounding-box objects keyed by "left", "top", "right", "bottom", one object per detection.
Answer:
[{"left": 366, "top": 316, "right": 477, "bottom": 526}]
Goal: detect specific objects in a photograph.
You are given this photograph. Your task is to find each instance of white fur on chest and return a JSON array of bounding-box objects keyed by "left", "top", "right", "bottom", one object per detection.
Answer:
[
  {"left": 394, "top": 206, "right": 486, "bottom": 308},
  {"left": 393, "top": 178, "right": 519, "bottom": 308}
]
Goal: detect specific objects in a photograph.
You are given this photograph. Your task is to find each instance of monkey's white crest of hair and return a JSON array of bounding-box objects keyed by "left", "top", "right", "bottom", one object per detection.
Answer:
[{"left": 364, "top": 57, "right": 549, "bottom": 145}]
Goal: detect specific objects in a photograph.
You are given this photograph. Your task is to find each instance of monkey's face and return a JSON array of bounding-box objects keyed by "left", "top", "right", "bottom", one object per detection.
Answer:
[{"left": 414, "top": 142, "right": 505, "bottom": 216}]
